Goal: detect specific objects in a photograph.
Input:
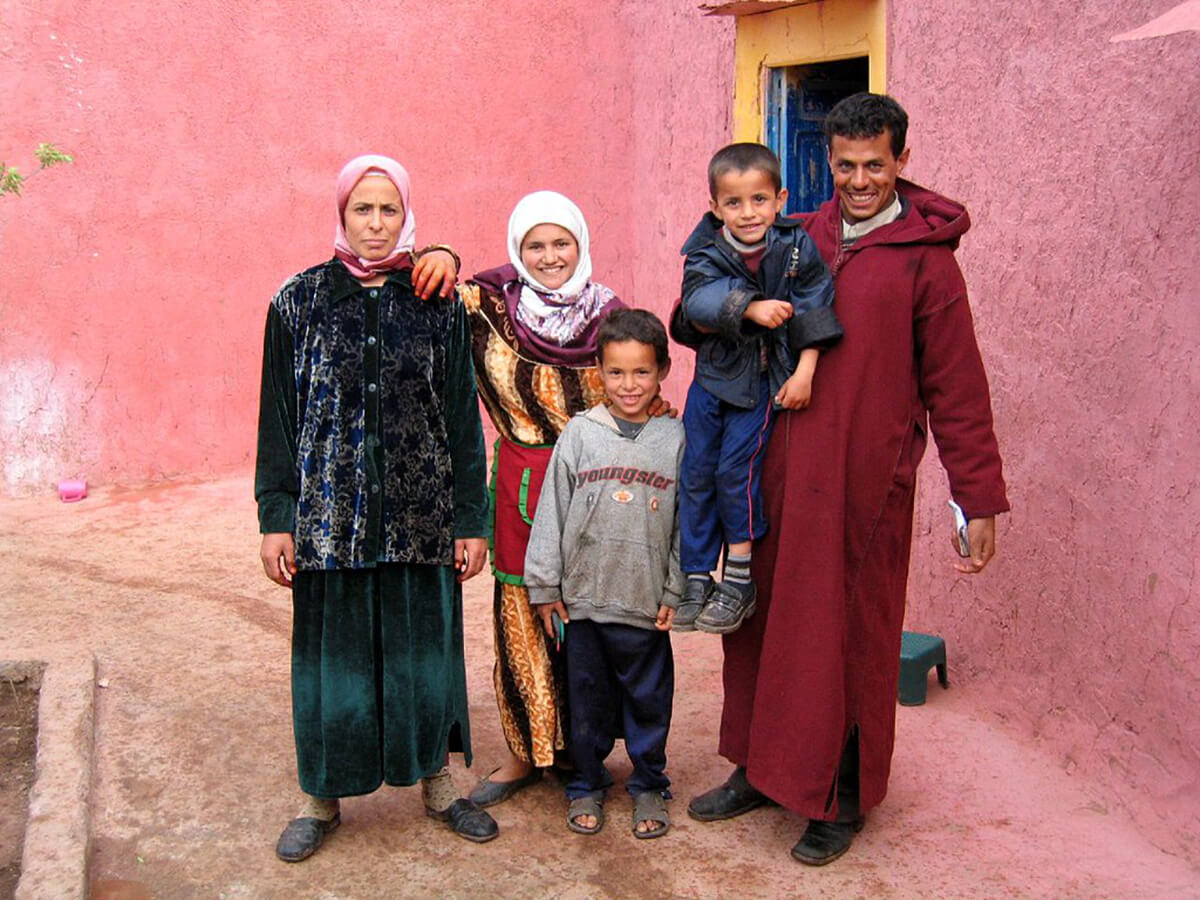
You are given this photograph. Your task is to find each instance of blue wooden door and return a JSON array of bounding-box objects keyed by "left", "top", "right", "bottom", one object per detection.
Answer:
[{"left": 766, "top": 59, "right": 869, "bottom": 214}]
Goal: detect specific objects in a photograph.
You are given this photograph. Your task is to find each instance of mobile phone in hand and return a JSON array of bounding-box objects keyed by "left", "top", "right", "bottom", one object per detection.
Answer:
[{"left": 948, "top": 500, "right": 970, "bottom": 557}]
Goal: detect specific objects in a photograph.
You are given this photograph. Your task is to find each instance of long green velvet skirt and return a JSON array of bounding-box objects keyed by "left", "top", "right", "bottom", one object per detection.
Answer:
[{"left": 291, "top": 563, "right": 470, "bottom": 798}]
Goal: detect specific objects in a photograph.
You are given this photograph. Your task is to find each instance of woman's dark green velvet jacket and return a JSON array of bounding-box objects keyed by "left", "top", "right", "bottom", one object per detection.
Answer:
[{"left": 255, "top": 259, "right": 489, "bottom": 569}]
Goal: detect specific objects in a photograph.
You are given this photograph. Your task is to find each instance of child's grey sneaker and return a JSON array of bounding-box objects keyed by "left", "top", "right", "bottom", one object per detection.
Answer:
[
  {"left": 695, "top": 580, "right": 756, "bottom": 634},
  {"left": 673, "top": 578, "right": 713, "bottom": 632}
]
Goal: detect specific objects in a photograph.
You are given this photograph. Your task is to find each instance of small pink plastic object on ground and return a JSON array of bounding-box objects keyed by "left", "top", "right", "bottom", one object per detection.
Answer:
[{"left": 57, "top": 479, "right": 88, "bottom": 502}]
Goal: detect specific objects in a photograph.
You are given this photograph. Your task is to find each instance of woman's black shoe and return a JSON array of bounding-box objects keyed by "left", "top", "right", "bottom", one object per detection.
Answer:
[
  {"left": 275, "top": 813, "right": 341, "bottom": 862},
  {"left": 468, "top": 767, "right": 543, "bottom": 808},
  {"left": 426, "top": 798, "right": 500, "bottom": 843}
]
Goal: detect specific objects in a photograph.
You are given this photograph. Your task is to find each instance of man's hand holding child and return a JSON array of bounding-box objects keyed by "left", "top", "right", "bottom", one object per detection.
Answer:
[
  {"left": 775, "top": 347, "right": 820, "bottom": 410},
  {"left": 776, "top": 372, "right": 814, "bottom": 409}
]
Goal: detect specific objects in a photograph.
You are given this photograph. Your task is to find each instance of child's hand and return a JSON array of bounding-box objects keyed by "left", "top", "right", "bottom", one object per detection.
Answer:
[
  {"left": 775, "top": 371, "right": 814, "bottom": 409},
  {"left": 412, "top": 249, "right": 459, "bottom": 300},
  {"left": 260, "top": 533, "right": 296, "bottom": 587},
  {"left": 744, "top": 299, "right": 793, "bottom": 329},
  {"left": 454, "top": 537, "right": 489, "bottom": 582},
  {"left": 656, "top": 605, "right": 675, "bottom": 631},
  {"left": 537, "top": 601, "right": 569, "bottom": 638}
]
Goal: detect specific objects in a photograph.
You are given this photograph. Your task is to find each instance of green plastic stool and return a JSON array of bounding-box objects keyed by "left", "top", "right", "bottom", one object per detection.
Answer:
[{"left": 898, "top": 631, "right": 948, "bottom": 706}]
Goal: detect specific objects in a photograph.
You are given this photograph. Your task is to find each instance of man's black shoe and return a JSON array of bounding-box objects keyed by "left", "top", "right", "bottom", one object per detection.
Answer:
[
  {"left": 687, "top": 766, "right": 771, "bottom": 822},
  {"left": 790, "top": 817, "right": 864, "bottom": 866}
]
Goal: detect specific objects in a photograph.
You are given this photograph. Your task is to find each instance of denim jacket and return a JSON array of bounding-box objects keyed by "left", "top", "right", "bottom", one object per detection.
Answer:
[{"left": 671, "top": 213, "right": 841, "bottom": 409}]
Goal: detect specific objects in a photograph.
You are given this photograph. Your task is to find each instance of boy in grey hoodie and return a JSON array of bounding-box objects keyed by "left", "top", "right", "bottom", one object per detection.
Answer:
[{"left": 524, "top": 308, "right": 684, "bottom": 840}]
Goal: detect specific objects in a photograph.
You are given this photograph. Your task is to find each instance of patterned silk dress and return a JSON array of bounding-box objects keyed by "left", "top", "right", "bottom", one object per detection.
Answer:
[{"left": 461, "top": 273, "right": 615, "bottom": 767}]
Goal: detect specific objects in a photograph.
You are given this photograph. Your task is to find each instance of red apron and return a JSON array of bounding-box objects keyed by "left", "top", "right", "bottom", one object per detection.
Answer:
[{"left": 491, "top": 438, "right": 553, "bottom": 582}]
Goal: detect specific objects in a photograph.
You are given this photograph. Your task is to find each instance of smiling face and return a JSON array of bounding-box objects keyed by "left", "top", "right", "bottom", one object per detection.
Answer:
[
  {"left": 599, "top": 339, "right": 667, "bottom": 424},
  {"left": 709, "top": 167, "right": 788, "bottom": 245},
  {"left": 342, "top": 175, "right": 405, "bottom": 260},
  {"left": 828, "top": 130, "right": 910, "bottom": 223},
  {"left": 520, "top": 223, "right": 580, "bottom": 291}
]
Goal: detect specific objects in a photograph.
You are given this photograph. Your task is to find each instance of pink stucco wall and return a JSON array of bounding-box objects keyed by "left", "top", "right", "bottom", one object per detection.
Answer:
[
  {"left": 621, "top": 3, "right": 734, "bottom": 391},
  {"left": 1, "top": 1, "right": 729, "bottom": 491},
  {"left": 6, "top": 0, "right": 1198, "bottom": 868},
  {"left": 891, "top": 0, "right": 1200, "bottom": 862}
]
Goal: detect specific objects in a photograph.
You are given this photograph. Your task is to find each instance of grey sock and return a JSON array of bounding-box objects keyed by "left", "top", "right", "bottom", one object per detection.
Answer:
[
  {"left": 722, "top": 553, "right": 754, "bottom": 599},
  {"left": 724, "top": 553, "right": 752, "bottom": 584}
]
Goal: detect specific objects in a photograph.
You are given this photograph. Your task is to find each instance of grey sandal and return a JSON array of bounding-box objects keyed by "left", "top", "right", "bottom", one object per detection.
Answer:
[
  {"left": 632, "top": 791, "right": 670, "bottom": 839},
  {"left": 566, "top": 794, "right": 605, "bottom": 835}
]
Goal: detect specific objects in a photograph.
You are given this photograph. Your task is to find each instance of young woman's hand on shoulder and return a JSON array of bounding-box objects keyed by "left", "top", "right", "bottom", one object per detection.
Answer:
[{"left": 412, "top": 248, "right": 460, "bottom": 300}]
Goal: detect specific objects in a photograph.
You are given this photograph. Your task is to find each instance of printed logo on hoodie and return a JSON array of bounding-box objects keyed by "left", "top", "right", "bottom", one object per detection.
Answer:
[{"left": 575, "top": 466, "right": 675, "bottom": 491}]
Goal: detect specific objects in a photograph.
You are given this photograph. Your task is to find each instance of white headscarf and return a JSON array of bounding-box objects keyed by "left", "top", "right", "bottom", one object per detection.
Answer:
[
  {"left": 507, "top": 190, "right": 593, "bottom": 296},
  {"left": 506, "top": 191, "right": 615, "bottom": 345}
]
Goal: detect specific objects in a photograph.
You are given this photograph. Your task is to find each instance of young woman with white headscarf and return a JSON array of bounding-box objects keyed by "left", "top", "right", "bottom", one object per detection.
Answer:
[{"left": 458, "top": 191, "right": 628, "bottom": 806}]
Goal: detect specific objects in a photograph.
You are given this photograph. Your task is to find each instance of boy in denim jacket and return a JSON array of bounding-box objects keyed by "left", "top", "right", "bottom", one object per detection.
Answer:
[{"left": 671, "top": 143, "right": 841, "bottom": 634}]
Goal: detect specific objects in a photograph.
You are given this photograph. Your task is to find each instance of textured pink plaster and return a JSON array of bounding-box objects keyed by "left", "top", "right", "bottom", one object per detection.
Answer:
[
  {"left": 890, "top": 0, "right": 1200, "bottom": 863},
  {"left": 619, "top": 2, "right": 736, "bottom": 395},
  {"left": 0, "top": 1, "right": 729, "bottom": 493},
  {"left": 1113, "top": 0, "right": 1200, "bottom": 40},
  {"left": 8, "top": 0, "right": 1197, "bottom": 874}
]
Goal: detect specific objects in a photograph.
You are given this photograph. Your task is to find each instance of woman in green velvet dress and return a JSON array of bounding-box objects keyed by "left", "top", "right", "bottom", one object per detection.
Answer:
[{"left": 255, "top": 154, "right": 496, "bottom": 862}]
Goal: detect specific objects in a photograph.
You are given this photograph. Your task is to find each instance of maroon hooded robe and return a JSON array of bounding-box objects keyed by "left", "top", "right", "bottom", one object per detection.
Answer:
[{"left": 719, "top": 180, "right": 1009, "bottom": 819}]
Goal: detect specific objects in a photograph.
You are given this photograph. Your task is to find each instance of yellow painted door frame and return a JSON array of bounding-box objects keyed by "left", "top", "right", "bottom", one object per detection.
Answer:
[{"left": 731, "top": 0, "right": 887, "bottom": 142}]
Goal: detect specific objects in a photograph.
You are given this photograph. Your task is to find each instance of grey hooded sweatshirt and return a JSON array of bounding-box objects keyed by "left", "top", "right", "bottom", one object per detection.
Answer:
[{"left": 525, "top": 404, "right": 685, "bottom": 629}]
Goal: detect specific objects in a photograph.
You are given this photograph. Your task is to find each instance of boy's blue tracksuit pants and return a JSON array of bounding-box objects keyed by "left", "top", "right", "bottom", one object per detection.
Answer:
[
  {"left": 679, "top": 375, "right": 775, "bottom": 574},
  {"left": 564, "top": 620, "right": 673, "bottom": 800}
]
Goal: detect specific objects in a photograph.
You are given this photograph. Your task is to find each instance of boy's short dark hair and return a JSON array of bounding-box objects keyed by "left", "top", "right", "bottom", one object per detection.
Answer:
[
  {"left": 596, "top": 308, "right": 670, "bottom": 369},
  {"left": 823, "top": 92, "right": 908, "bottom": 159},
  {"left": 707, "top": 143, "right": 783, "bottom": 198}
]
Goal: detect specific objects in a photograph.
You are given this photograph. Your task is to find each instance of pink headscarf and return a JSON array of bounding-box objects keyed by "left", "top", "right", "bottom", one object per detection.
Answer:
[{"left": 333, "top": 154, "right": 417, "bottom": 280}]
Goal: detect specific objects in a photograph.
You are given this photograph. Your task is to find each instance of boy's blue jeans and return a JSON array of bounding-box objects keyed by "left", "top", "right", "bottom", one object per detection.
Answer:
[
  {"left": 679, "top": 377, "right": 775, "bottom": 574},
  {"left": 564, "top": 620, "right": 673, "bottom": 800}
]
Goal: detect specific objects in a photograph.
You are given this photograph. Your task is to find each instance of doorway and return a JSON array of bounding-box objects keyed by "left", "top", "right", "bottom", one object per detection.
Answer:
[{"left": 765, "top": 57, "right": 869, "bottom": 214}]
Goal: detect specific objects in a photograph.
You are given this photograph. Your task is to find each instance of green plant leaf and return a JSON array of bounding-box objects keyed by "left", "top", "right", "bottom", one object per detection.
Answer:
[
  {"left": 34, "top": 142, "right": 73, "bottom": 168},
  {"left": 1, "top": 168, "right": 25, "bottom": 195}
]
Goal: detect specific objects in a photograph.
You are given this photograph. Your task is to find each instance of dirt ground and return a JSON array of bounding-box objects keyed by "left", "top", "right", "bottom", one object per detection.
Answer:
[
  {"left": 0, "top": 671, "right": 39, "bottom": 898},
  {"left": 1, "top": 474, "right": 1197, "bottom": 899}
]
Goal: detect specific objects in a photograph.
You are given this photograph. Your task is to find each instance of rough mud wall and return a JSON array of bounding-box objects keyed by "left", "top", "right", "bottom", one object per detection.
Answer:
[
  {"left": 891, "top": 0, "right": 1200, "bottom": 861},
  {"left": 617, "top": 2, "right": 736, "bottom": 393},
  {"left": 1, "top": 0, "right": 648, "bottom": 491}
]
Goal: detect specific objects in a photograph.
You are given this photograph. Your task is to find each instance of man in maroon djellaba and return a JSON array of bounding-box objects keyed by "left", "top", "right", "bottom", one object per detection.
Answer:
[{"left": 687, "top": 92, "right": 1010, "bottom": 866}]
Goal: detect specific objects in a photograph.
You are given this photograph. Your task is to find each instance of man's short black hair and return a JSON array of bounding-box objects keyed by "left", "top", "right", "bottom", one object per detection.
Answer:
[
  {"left": 707, "top": 143, "right": 783, "bottom": 199},
  {"left": 596, "top": 308, "right": 670, "bottom": 369},
  {"left": 824, "top": 92, "right": 908, "bottom": 159}
]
